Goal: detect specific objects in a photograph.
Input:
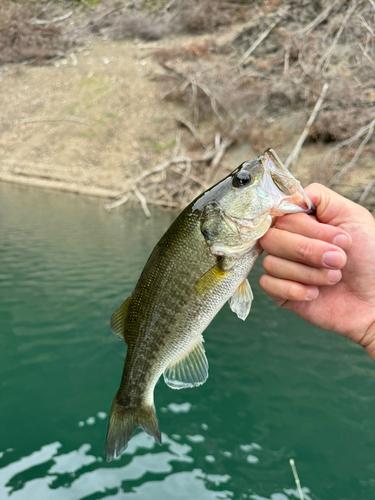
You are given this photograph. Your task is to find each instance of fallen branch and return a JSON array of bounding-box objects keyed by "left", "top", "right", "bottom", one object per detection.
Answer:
[
  {"left": 296, "top": 0, "right": 342, "bottom": 35},
  {"left": 105, "top": 153, "right": 215, "bottom": 211},
  {"left": 19, "top": 117, "right": 94, "bottom": 126},
  {"left": 176, "top": 117, "right": 204, "bottom": 146},
  {"left": 170, "top": 166, "right": 207, "bottom": 189},
  {"left": 359, "top": 13, "right": 375, "bottom": 37},
  {"left": 317, "top": 0, "right": 358, "bottom": 73},
  {"left": 239, "top": 10, "right": 287, "bottom": 66},
  {"left": 31, "top": 11, "right": 73, "bottom": 25},
  {"left": 210, "top": 137, "right": 233, "bottom": 170},
  {"left": 285, "top": 82, "right": 330, "bottom": 169},
  {"left": 133, "top": 187, "right": 151, "bottom": 217},
  {"left": 358, "top": 43, "right": 375, "bottom": 69},
  {"left": 359, "top": 179, "right": 375, "bottom": 204},
  {"left": 330, "top": 117, "right": 375, "bottom": 186},
  {"left": 104, "top": 194, "right": 130, "bottom": 211},
  {"left": 333, "top": 119, "right": 375, "bottom": 150}
]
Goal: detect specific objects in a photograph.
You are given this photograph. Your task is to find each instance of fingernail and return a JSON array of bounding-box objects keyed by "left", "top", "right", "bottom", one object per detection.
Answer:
[
  {"left": 327, "top": 269, "right": 342, "bottom": 283},
  {"left": 322, "top": 251, "right": 345, "bottom": 269},
  {"left": 333, "top": 234, "right": 351, "bottom": 250},
  {"left": 306, "top": 287, "right": 319, "bottom": 300}
]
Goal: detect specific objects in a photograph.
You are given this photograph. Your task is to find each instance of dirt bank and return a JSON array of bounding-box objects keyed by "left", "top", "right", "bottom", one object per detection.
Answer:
[{"left": 0, "top": 0, "right": 374, "bottom": 213}]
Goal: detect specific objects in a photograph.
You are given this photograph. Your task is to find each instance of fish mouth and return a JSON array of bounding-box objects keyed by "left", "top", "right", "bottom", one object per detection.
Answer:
[
  {"left": 261, "top": 149, "right": 316, "bottom": 216},
  {"left": 276, "top": 189, "right": 315, "bottom": 215}
]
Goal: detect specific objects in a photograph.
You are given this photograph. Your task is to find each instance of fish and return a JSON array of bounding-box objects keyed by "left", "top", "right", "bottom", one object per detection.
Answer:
[{"left": 105, "top": 149, "right": 314, "bottom": 461}]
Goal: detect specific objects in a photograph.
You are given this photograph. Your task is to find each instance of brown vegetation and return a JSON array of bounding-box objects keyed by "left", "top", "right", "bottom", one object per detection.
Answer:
[
  {"left": 0, "top": 0, "right": 374, "bottom": 212},
  {"left": 139, "top": 0, "right": 375, "bottom": 211}
]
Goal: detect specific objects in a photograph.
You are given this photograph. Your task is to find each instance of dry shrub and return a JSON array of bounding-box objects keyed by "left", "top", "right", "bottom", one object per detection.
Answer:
[
  {"left": 0, "top": 0, "right": 74, "bottom": 65},
  {"left": 180, "top": 0, "right": 235, "bottom": 33},
  {"left": 153, "top": 40, "right": 225, "bottom": 65},
  {"left": 91, "top": 12, "right": 169, "bottom": 41},
  {"left": 89, "top": 0, "right": 253, "bottom": 41},
  {"left": 149, "top": 0, "right": 375, "bottom": 209}
]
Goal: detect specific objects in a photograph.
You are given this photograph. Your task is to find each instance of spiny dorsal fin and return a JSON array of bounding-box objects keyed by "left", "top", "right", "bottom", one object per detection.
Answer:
[
  {"left": 163, "top": 340, "right": 208, "bottom": 390},
  {"left": 229, "top": 278, "right": 253, "bottom": 321},
  {"left": 110, "top": 296, "right": 132, "bottom": 343}
]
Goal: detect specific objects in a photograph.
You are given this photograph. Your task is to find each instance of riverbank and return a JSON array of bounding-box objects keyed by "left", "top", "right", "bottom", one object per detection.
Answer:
[{"left": 1, "top": 0, "right": 374, "bottom": 212}]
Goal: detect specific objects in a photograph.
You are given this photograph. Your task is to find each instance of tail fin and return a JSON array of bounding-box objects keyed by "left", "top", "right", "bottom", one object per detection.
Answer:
[{"left": 105, "top": 396, "right": 162, "bottom": 462}]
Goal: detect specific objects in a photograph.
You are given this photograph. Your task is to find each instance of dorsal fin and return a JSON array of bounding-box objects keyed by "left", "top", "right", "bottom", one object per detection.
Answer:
[
  {"left": 110, "top": 296, "right": 132, "bottom": 343},
  {"left": 163, "top": 340, "right": 209, "bottom": 389}
]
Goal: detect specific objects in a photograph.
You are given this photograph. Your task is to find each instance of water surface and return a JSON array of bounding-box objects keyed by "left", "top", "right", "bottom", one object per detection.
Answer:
[{"left": 1, "top": 182, "right": 375, "bottom": 500}]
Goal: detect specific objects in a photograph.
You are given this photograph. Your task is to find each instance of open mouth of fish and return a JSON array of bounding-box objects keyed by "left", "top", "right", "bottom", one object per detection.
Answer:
[{"left": 261, "top": 149, "right": 315, "bottom": 216}]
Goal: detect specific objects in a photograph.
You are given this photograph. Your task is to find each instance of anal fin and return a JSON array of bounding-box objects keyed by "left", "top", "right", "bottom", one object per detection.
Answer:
[
  {"left": 229, "top": 278, "right": 253, "bottom": 321},
  {"left": 164, "top": 340, "right": 208, "bottom": 390}
]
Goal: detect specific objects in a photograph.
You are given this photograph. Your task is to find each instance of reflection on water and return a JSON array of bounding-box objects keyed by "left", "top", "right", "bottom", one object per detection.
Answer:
[
  {"left": 1, "top": 183, "right": 375, "bottom": 500},
  {"left": 1, "top": 429, "right": 309, "bottom": 500},
  {"left": 0, "top": 428, "right": 231, "bottom": 500}
]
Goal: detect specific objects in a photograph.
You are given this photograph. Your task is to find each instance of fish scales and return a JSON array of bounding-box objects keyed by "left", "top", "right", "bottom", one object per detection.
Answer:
[{"left": 105, "top": 149, "right": 314, "bottom": 461}]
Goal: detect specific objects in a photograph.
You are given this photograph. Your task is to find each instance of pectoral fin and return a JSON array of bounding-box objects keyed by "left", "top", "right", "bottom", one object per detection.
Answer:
[
  {"left": 110, "top": 296, "right": 132, "bottom": 343},
  {"left": 229, "top": 279, "right": 253, "bottom": 321},
  {"left": 164, "top": 340, "right": 209, "bottom": 389},
  {"left": 194, "top": 264, "right": 228, "bottom": 295}
]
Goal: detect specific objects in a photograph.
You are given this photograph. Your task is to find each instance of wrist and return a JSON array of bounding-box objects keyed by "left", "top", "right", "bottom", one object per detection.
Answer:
[{"left": 359, "top": 321, "right": 375, "bottom": 361}]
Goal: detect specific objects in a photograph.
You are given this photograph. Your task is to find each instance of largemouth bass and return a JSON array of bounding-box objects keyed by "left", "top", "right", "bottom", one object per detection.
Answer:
[{"left": 105, "top": 149, "right": 314, "bottom": 461}]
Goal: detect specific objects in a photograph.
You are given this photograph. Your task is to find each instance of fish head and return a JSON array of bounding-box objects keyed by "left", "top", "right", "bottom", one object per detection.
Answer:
[
  {"left": 194, "top": 149, "right": 314, "bottom": 256},
  {"left": 216, "top": 149, "right": 314, "bottom": 222}
]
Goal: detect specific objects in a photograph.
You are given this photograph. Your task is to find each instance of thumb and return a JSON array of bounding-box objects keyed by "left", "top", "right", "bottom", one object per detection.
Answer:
[{"left": 305, "top": 183, "right": 370, "bottom": 227}]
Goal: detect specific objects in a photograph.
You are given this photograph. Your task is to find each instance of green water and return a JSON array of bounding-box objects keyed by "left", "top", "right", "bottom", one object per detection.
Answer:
[{"left": 1, "top": 182, "right": 375, "bottom": 500}]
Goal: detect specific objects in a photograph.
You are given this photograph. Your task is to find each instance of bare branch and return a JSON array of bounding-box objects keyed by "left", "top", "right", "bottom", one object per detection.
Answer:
[
  {"left": 133, "top": 187, "right": 151, "bottom": 218},
  {"left": 296, "top": 0, "right": 342, "bottom": 35},
  {"left": 358, "top": 43, "right": 375, "bottom": 69},
  {"left": 104, "top": 194, "right": 130, "bottom": 211},
  {"left": 330, "top": 117, "right": 375, "bottom": 186},
  {"left": 175, "top": 117, "right": 204, "bottom": 146},
  {"left": 31, "top": 11, "right": 73, "bottom": 25},
  {"left": 19, "top": 117, "right": 94, "bottom": 126},
  {"left": 334, "top": 119, "right": 375, "bottom": 150},
  {"left": 170, "top": 166, "right": 207, "bottom": 189},
  {"left": 239, "top": 10, "right": 288, "bottom": 66},
  {"left": 359, "top": 179, "right": 375, "bottom": 204},
  {"left": 285, "top": 82, "right": 330, "bottom": 169},
  {"left": 317, "top": 0, "right": 358, "bottom": 73}
]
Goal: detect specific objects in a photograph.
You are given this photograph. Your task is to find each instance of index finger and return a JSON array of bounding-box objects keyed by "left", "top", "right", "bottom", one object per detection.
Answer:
[
  {"left": 260, "top": 227, "right": 347, "bottom": 269},
  {"left": 274, "top": 213, "right": 352, "bottom": 250},
  {"left": 305, "top": 183, "right": 372, "bottom": 226}
]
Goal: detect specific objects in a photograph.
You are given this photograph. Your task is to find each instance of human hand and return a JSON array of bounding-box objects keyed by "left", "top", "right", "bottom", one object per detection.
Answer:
[{"left": 259, "top": 183, "right": 375, "bottom": 360}]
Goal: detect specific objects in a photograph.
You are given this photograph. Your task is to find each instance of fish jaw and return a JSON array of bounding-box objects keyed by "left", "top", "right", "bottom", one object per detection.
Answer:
[{"left": 260, "top": 150, "right": 315, "bottom": 216}]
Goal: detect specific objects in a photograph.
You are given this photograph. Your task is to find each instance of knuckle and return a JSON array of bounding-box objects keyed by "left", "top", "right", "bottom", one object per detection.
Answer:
[
  {"left": 296, "top": 240, "right": 313, "bottom": 261},
  {"left": 306, "top": 266, "right": 320, "bottom": 285},
  {"left": 284, "top": 281, "right": 302, "bottom": 301},
  {"left": 262, "top": 255, "right": 274, "bottom": 273},
  {"left": 259, "top": 274, "right": 269, "bottom": 290}
]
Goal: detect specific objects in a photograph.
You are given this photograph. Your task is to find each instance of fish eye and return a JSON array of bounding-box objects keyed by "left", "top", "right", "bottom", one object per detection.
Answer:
[{"left": 232, "top": 171, "right": 254, "bottom": 188}]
